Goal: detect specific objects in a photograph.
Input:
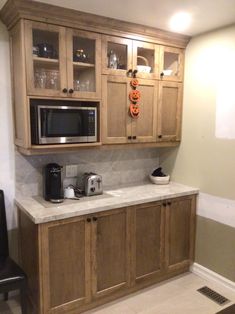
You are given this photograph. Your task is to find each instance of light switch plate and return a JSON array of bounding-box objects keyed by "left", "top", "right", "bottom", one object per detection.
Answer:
[{"left": 66, "top": 165, "right": 78, "bottom": 178}]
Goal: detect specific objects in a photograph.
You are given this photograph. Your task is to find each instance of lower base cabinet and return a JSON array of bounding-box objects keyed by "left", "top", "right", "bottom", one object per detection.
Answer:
[
  {"left": 165, "top": 196, "right": 196, "bottom": 273},
  {"left": 133, "top": 201, "right": 164, "bottom": 284},
  {"left": 18, "top": 195, "right": 196, "bottom": 314}
]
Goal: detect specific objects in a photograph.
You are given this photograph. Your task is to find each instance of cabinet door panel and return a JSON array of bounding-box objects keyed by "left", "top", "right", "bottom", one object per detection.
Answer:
[
  {"left": 24, "top": 20, "right": 67, "bottom": 98},
  {"left": 158, "top": 81, "right": 182, "bottom": 141},
  {"left": 92, "top": 209, "right": 130, "bottom": 298},
  {"left": 134, "top": 202, "right": 164, "bottom": 283},
  {"left": 102, "top": 35, "right": 133, "bottom": 75},
  {"left": 133, "top": 41, "right": 160, "bottom": 79},
  {"left": 165, "top": 196, "right": 196, "bottom": 272},
  {"left": 40, "top": 218, "right": 91, "bottom": 313},
  {"left": 66, "top": 29, "right": 101, "bottom": 99},
  {"left": 159, "top": 46, "right": 184, "bottom": 82},
  {"left": 102, "top": 76, "right": 131, "bottom": 143},
  {"left": 132, "top": 79, "right": 157, "bottom": 142}
]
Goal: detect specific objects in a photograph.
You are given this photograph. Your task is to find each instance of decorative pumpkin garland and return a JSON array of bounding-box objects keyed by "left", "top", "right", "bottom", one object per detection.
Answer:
[{"left": 129, "top": 74, "right": 141, "bottom": 119}]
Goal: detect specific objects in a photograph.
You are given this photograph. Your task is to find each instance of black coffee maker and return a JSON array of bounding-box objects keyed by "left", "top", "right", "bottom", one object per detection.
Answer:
[{"left": 43, "top": 163, "right": 64, "bottom": 203}]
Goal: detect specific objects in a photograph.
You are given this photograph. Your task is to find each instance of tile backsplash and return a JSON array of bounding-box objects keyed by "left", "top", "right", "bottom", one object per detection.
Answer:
[{"left": 15, "top": 148, "right": 160, "bottom": 197}]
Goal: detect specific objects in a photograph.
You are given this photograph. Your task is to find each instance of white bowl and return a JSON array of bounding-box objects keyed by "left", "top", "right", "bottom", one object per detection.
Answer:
[
  {"left": 149, "top": 175, "right": 170, "bottom": 185},
  {"left": 163, "top": 69, "right": 173, "bottom": 76},
  {"left": 137, "top": 65, "right": 151, "bottom": 73}
]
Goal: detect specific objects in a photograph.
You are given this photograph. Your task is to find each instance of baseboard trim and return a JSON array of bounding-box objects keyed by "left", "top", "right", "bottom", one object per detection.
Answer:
[{"left": 190, "top": 263, "right": 235, "bottom": 292}]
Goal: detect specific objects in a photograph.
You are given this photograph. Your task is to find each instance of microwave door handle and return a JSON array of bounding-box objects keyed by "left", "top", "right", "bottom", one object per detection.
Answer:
[{"left": 42, "top": 109, "right": 49, "bottom": 137}]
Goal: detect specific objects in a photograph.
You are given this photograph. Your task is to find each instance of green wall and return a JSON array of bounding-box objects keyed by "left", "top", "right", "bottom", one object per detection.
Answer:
[
  {"left": 160, "top": 25, "right": 235, "bottom": 200},
  {"left": 160, "top": 25, "right": 235, "bottom": 282},
  {"left": 196, "top": 216, "right": 235, "bottom": 281}
]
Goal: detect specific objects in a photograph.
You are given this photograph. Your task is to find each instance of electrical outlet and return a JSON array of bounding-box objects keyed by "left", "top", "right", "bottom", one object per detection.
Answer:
[{"left": 66, "top": 165, "right": 78, "bottom": 178}]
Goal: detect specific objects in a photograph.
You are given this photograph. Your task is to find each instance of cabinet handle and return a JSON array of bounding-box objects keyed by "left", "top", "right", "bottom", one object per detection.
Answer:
[
  {"left": 167, "top": 201, "right": 171, "bottom": 206},
  {"left": 127, "top": 136, "right": 132, "bottom": 140},
  {"left": 93, "top": 217, "right": 98, "bottom": 221},
  {"left": 62, "top": 88, "right": 68, "bottom": 93},
  {"left": 132, "top": 136, "right": 137, "bottom": 140},
  {"left": 69, "top": 88, "right": 74, "bottom": 94},
  {"left": 133, "top": 69, "right": 138, "bottom": 78},
  {"left": 87, "top": 218, "right": 91, "bottom": 222},
  {"left": 158, "top": 135, "right": 162, "bottom": 138}
]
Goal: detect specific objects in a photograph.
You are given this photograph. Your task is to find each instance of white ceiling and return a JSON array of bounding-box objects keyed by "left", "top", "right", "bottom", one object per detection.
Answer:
[{"left": 0, "top": 0, "right": 235, "bottom": 36}]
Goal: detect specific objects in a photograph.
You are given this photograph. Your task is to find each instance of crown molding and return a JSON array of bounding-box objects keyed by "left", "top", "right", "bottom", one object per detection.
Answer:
[{"left": 0, "top": 0, "right": 191, "bottom": 48}]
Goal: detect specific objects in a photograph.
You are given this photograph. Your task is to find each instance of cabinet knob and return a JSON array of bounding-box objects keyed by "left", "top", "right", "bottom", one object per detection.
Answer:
[
  {"left": 167, "top": 201, "right": 171, "bottom": 206},
  {"left": 132, "top": 136, "right": 137, "bottom": 140},
  {"left": 127, "top": 136, "right": 132, "bottom": 140},
  {"left": 133, "top": 69, "right": 138, "bottom": 78},
  {"left": 160, "top": 72, "right": 164, "bottom": 78},
  {"left": 158, "top": 135, "right": 162, "bottom": 138},
  {"left": 69, "top": 88, "right": 74, "bottom": 94},
  {"left": 87, "top": 218, "right": 91, "bottom": 222},
  {"left": 62, "top": 88, "right": 68, "bottom": 93},
  {"left": 93, "top": 217, "right": 98, "bottom": 222},
  {"left": 163, "top": 202, "right": 167, "bottom": 207}
]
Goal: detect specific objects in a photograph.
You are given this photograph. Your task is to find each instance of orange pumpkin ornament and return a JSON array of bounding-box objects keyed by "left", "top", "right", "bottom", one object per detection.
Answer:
[
  {"left": 130, "top": 78, "right": 139, "bottom": 88},
  {"left": 129, "top": 89, "right": 141, "bottom": 103},
  {"left": 129, "top": 104, "right": 140, "bottom": 118}
]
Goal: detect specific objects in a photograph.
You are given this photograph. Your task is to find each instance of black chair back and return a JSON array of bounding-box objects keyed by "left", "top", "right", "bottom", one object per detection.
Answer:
[{"left": 0, "top": 190, "right": 9, "bottom": 258}]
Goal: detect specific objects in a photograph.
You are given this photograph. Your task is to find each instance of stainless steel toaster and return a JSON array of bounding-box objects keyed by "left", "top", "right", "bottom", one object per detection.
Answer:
[{"left": 83, "top": 173, "right": 103, "bottom": 196}]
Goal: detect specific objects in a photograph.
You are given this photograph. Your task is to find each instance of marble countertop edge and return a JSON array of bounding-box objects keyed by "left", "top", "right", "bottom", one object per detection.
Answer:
[{"left": 15, "top": 182, "right": 199, "bottom": 224}]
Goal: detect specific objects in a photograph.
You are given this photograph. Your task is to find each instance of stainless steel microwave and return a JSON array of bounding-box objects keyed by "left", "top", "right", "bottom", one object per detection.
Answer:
[{"left": 30, "top": 103, "right": 97, "bottom": 145}]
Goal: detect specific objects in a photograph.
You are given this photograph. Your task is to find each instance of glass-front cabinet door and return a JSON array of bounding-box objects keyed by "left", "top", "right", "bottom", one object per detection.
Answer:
[
  {"left": 132, "top": 41, "right": 160, "bottom": 79},
  {"left": 66, "top": 29, "right": 101, "bottom": 99},
  {"left": 159, "top": 46, "right": 184, "bottom": 82},
  {"left": 102, "top": 35, "right": 132, "bottom": 76},
  {"left": 24, "top": 21, "right": 67, "bottom": 97}
]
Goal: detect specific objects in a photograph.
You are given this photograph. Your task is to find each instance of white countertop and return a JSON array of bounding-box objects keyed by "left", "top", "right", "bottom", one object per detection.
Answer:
[{"left": 15, "top": 182, "right": 199, "bottom": 224}]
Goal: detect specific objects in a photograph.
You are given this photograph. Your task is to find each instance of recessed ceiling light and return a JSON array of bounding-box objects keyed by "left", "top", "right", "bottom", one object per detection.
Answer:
[{"left": 169, "top": 12, "right": 191, "bottom": 33}]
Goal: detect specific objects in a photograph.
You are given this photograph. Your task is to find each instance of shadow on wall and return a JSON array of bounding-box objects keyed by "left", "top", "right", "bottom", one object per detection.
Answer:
[{"left": 159, "top": 147, "right": 180, "bottom": 179}]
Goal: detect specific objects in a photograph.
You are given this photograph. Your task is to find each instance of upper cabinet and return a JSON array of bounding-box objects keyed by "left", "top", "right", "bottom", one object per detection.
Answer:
[
  {"left": 0, "top": 0, "right": 190, "bottom": 154},
  {"left": 157, "top": 81, "right": 182, "bottom": 141},
  {"left": 102, "top": 36, "right": 133, "bottom": 76},
  {"left": 159, "top": 46, "right": 184, "bottom": 82},
  {"left": 102, "top": 35, "right": 160, "bottom": 79},
  {"left": 101, "top": 76, "right": 157, "bottom": 144},
  {"left": 25, "top": 21, "right": 101, "bottom": 99},
  {"left": 66, "top": 29, "right": 101, "bottom": 99}
]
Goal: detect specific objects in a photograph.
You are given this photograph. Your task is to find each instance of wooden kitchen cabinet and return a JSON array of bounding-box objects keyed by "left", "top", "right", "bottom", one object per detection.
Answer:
[
  {"left": 18, "top": 194, "right": 196, "bottom": 314},
  {"left": 1, "top": 0, "right": 190, "bottom": 153},
  {"left": 157, "top": 81, "right": 183, "bottom": 142},
  {"left": 19, "top": 207, "right": 131, "bottom": 313},
  {"left": 165, "top": 195, "right": 196, "bottom": 272},
  {"left": 24, "top": 20, "right": 101, "bottom": 99},
  {"left": 102, "top": 75, "right": 158, "bottom": 144},
  {"left": 133, "top": 201, "right": 164, "bottom": 284},
  {"left": 102, "top": 35, "right": 160, "bottom": 79},
  {"left": 39, "top": 216, "right": 91, "bottom": 313},
  {"left": 159, "top": 46, "right": 184, "bottom": 82},
  {"left": 91, "top": 208, "right": 131, "bottom": 299},
  {"left": 101, "top": 35, "right": 133, "bottom": 76}
]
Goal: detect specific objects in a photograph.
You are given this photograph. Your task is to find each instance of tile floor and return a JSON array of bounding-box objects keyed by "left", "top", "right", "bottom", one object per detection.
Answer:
[{"left": 1, "top": 272, "right": 235, "bottom": 314}]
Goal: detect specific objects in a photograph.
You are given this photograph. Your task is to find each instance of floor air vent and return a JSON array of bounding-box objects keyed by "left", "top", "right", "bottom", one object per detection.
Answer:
[{"left": 197, "top": 286, "right": 230, "bottom": 305}]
